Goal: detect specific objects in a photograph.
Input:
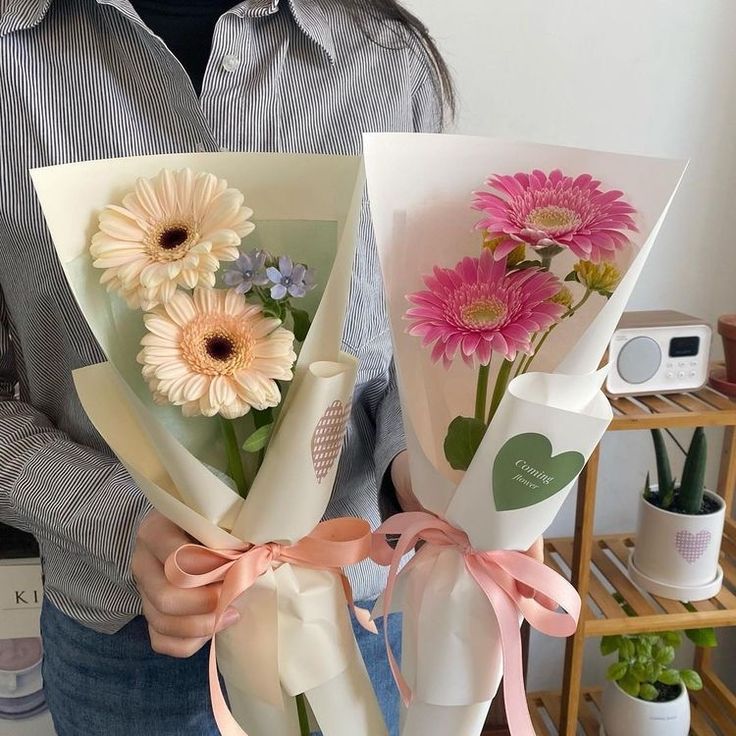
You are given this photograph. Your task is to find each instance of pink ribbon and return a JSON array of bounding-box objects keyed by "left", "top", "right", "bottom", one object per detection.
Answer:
[
  {"left": 371, "top": 511, "right": 581, "bottom": 736},
  {"left": 165, "top": 518, "right": 375, "bottom": 736}
]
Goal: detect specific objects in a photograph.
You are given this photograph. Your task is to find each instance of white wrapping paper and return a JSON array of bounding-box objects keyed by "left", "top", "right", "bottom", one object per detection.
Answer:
[
  {"left": 31, "top": 153, "right": 386, "bottom": 736},
  {"left": 365, "top": 133, "right": 687, "bottom": 734}
]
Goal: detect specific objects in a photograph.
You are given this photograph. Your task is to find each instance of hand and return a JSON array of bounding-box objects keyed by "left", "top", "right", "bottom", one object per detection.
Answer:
[{"left": 131, "top": 510, "right": 240, "bottom": 658}]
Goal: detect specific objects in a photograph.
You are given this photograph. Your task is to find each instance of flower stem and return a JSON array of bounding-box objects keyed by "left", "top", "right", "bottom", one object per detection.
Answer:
[
  {"left": 518, "top": 288, "right": 595, "bottom": 376},
  {"left": 487, "top": 359, "right": 514, "bottom": 424},
  {"left": 219, "top": 417, "right": 249, "bottom": 499},
  {"left": 475, "top": 363, "right": 491, "bottom": 422},
  {"left": 296, "top": 694, "right": 310, "bottom": 736}
]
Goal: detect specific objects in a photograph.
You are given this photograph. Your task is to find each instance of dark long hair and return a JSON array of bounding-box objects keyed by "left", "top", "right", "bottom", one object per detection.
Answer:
[{"left": 338, "top": 0, "right": 456, "bottom": 120}]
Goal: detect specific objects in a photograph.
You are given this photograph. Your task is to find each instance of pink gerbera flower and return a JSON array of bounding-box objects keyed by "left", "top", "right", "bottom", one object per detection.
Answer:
[
  {"left": 406, "top": 250, "right": 566, "bottom": 367},
  {"left": 473, "top": 169, "right": 637, "bottom": 262}
]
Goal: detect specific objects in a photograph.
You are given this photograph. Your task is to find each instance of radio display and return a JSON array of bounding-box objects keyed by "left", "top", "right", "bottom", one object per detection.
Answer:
[{"left": 669, "top": 336, "right": 700, "bottom": 358}]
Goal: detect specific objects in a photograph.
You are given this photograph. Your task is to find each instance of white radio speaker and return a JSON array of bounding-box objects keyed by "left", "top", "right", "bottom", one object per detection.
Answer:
[{"left": 606, "top": 311, "right": 712, "bottom": 397}]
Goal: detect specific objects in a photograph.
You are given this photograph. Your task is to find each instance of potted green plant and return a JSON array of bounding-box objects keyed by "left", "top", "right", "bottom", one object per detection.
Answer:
[
  {"left": 628, "top": 427, "right": 726, "bottom": 600},
  {"left": 600, "top": 628, "right": 710, "bottom": 736}
]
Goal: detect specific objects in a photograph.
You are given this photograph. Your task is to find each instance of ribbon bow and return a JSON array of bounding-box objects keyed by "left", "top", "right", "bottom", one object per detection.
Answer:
[
  {"left": 165, "top": 517, "right": 375, "bottom": 736},
  {"left": 371, "top": 511, "right": 581, "bottom": 736}
]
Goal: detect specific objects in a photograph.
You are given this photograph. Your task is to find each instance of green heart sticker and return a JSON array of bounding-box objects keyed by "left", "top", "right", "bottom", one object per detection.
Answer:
[{"left": 492, "top": 433, "right": 585, "bottom": 511}]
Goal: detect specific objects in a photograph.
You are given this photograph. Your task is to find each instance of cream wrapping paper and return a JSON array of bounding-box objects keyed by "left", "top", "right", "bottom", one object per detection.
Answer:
[
  {"left": 364, "top": 133, "right": 687, "bottom": 735},
  {"left": 31, "top": 153, "right": 386, "bottom": 736}
]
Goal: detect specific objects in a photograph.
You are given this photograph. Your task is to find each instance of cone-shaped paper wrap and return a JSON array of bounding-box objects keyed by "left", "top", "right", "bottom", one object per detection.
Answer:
[
  {"left": 31, "top": 153, "right": 386, "bottom": 736},
  {"left": 365, "top": 133, "right": 687, "bottom": 735}
]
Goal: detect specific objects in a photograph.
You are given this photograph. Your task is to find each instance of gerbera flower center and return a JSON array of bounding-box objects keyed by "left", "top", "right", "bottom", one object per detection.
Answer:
[
  {"left": 181, "top": 317, "right": 256, "bottom": 376},
  {"left": 525, "top": 205, "right": 581, "bottom": 233},
  {"left": 205, "top": 334, "right": 236, "bottom": 362},
  {"left": 159, "top": 227, "right": 190, "bottom": 250},
  {"left": 145, "top": 219, "right": 200, "bottom": 263},
  {"left": 460, "top": 298, "right": 508, "bottom": 329}
]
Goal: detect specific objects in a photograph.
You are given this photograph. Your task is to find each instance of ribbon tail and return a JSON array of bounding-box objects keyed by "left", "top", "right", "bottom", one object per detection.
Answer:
[
  {"left": 467, "top": 561, "right": 536, "bottom": 736},
  {"left": 209, "top": 549, "right": 275, "bottom": 736}
]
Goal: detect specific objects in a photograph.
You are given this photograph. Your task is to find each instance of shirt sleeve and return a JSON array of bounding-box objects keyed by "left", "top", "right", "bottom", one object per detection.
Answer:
[
  {"left": 374, "top": 40, "right": 445, "bottom": 517},
  {"left": 0, "top": 285, "right": 151, "bottom": 608}
]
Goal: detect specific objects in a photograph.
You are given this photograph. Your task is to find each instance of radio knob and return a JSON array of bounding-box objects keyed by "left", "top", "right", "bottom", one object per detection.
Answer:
[{"left": 617, "top": 337, "right": 662, "bottom": 385}]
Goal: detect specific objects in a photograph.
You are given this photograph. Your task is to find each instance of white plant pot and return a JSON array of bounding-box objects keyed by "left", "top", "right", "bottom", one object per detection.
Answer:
[
  {"left": 629, "top": 488, "right": 725, "bottom": 601},
  {"left": 600, "top": 679, "right": 690, "bottom": 736}
]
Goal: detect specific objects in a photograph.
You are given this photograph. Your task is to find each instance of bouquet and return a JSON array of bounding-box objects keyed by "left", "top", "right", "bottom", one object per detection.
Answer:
[
  {"left": 364, "top": 133, "right": 687, "bottom": 735},
  {"left": 31, "top": 154, "right": 387, "bottom": 736}
]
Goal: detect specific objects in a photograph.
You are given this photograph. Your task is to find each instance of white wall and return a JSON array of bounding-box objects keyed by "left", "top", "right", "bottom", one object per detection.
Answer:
[{"left": 404, "top": 0, "right": 736, "bottom": 692}]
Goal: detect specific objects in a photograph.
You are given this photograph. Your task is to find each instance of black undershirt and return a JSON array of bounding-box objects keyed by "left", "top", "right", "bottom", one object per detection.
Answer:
[{"left": 132, "top": 0, "right": 237, "bottom": 94}]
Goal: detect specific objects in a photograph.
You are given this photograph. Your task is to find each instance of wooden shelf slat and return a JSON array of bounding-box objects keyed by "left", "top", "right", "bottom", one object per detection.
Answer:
[
  {"left": 637, "top": 394, "right": 688, "bottom": 414},
  {"left": 669, "top": 392, "right": 714, "bottom": 413},
  {"left": 694, "top": 388, "right": 735, "bottom": 411},
  {"left": 545, "top": 532, "right": 736, "bottom": 638},
  {"left": 606, "top": 385, "right": 736, "bottom": 431}
]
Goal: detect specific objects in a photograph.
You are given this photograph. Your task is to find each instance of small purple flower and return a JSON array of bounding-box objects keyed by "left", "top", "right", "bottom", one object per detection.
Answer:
[
  {"left": 266, "top": 256, "right": 316, "bottom": 300},
  {"left": 223, "top": 250, "right": 269, "bottom": 294}
]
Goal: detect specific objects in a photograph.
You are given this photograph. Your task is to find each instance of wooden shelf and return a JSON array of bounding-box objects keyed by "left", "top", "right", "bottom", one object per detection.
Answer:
[
  {"left": 528, "top": 686, "right": 734, "bottom": 735},
  {"left": 556, "top": 386, "right": 736, "bottom": 735},
  {"left": 546, "top": 520, "right": 736, "bottom": 636},
  {"left": 609, "top": 387, "right": 736, "bottom": 431}
]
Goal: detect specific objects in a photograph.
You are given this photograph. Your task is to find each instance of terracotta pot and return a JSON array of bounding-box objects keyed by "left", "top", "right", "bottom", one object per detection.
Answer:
[
  {"left": 718, "top": 314, "right": 736, "bottom": 383},
  {"left": 601, "top": 679, "right": 690, "bottom": 736}
]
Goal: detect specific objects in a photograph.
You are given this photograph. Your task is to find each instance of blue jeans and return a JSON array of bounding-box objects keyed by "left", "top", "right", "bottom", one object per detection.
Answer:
[{"left": 41, "top": 598, "right": 400, "bottom": 736}]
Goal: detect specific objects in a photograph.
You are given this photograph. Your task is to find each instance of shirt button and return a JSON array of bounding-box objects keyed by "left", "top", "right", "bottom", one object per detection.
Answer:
[
  {"left": 195, "top": 142, "right": 207, "bottom": 153},
  {"left": 222, "top": 55, "right": 241, "bottom": 72},
  {"left": 219, "top": 146, "right": 230, "bottom": 152}
]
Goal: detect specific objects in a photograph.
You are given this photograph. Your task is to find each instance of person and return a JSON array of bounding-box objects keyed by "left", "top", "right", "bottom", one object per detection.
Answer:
[{"left": 1, "top": 1, "right": 542, "bottom": 734}]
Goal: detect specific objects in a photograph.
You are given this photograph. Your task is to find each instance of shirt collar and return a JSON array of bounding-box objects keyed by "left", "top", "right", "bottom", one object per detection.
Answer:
[{"left": 0, "top": 0, "right": 336, "bottom": 63}]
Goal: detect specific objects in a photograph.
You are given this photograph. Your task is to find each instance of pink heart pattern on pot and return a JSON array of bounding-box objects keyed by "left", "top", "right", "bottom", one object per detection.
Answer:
[
  {"left": 675, "top": 529, "right": 712, "bottom": 564},
  {"left": 311, "top": 400, "right": 351, "bottom": 483}
]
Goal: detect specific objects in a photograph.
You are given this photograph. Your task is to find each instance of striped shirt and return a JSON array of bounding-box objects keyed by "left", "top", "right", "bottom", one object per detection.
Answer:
[{"left": 0, "top": 0, "right": 441, "bottom": 632}]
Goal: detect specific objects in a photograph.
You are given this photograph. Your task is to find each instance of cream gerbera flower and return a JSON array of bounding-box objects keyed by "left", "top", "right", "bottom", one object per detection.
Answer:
[
  {"left": 91, "top": 169, "right": 255, "bottom": 310},
  {"left": 138, "top": 288, "right": 296, "bottom": 419}
]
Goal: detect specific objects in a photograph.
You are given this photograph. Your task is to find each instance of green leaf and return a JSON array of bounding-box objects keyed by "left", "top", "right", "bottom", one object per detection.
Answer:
[
  {"left": 635, "top": 639, "right": 652, "bottom": 659},
  {"left": 444, "top": 416, "right": 487, "bottom": 471},
  {"left": 242, "top": 423, "right": 274, "bottom": 453},
  {"left": 630, "top": 662, "right": 648, "bottom": 682},
  {"left": 564, "top": 271, "right": 580, "bottom": 283},
  {"left": 512, "top": 260, "right": 544, "bottom": 271},
  {"left": 679, "top": 427, "right": 707, "bottom": 514},
  {"left": 290, "top": 307, "right": 311, "bottom": 343},
  {"left": 639, "top": 684, "right": 659, "bottom": 701},
  {"left": 620, "top": 638, "right": 636, "bottom": 660},
  {"left": 681, "top": 670, "right": 703, "bottom": 691},
  {"left": 685, "top": 627, "right": 717, "bottom": 648},
  {"left": 600, "top": 290, "right": 614, "bottom": 300},
  {"left": 619, "top": 673, "right": 640, "bottom": 698},
  {"left": 607, "top": 661, "right": 629, "bottom": 682},
  {"left": 660, "top": 631, "right": 682, "bottom": 647},
  {"left": 658, "top": 669, "right": 682, "bottom": 686},
  {"left": 600, "top": 636, "right": 621, "bottom": 656},
  {"left": 650, "top": 428, "right": 674, "bottom": 507},
  {"left": 654, "top": 645, "right": 676, "bottom": 665}
]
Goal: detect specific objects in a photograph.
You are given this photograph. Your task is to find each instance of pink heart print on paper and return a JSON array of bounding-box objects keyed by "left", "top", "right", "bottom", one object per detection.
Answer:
[
  {"left": 311, "top": 400, "right": 351, "bottom": 483},
  {"left": 675, "top": 529, "right": 712, "bottom": 564}
]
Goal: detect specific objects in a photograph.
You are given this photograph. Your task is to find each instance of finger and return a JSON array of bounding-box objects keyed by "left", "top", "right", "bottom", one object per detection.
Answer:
[
  {"left": 141, "top": 589, "right": 240, "bottom": 639},
  {"left": 148, "top": 628, "right": 211, "bottom": 659},
  {"left": 139, "top": 512, "right": 193, "bottom": 564},
  {"left": 134, "top": 545, "right": 221, "bottom": 616}
]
